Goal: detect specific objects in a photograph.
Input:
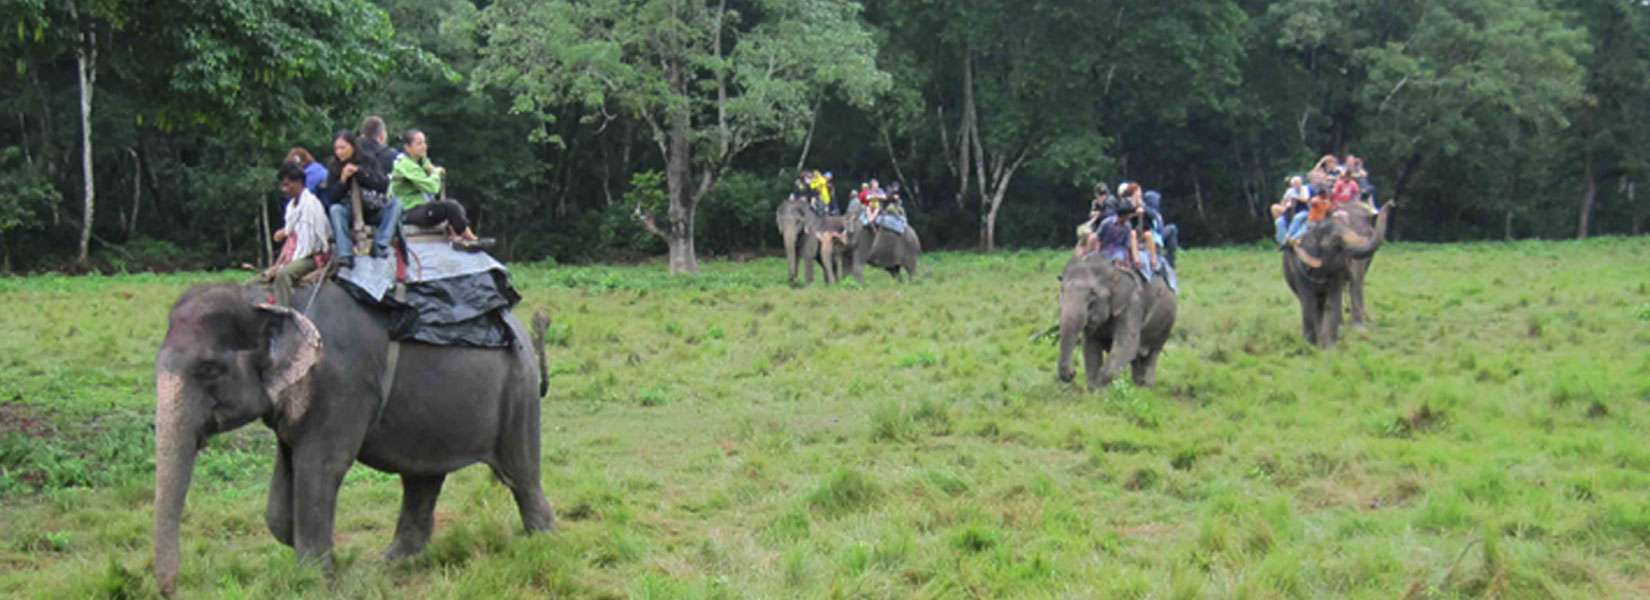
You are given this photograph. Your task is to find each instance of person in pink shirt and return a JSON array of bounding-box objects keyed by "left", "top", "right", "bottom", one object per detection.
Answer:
[{"left": 1330, "top": 167, "right": 1360, "bottom": 207}]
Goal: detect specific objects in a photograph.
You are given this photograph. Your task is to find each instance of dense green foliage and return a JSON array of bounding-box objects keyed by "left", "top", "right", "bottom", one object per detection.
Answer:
[
  {"left": 2, "top": 239, "right": 1649, "bottom": 596},
  {"left": 1, "top": 0, "right": 1647, "bottom": 270}
]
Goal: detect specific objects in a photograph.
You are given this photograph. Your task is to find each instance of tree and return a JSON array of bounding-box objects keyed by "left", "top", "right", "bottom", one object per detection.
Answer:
[
  {"left": 877, "top": 0, "right": 1245, "bottom": 250},
  {"left": 475, "top": 0, "right": 888, "bottom": 274},
  {"left": 1355, "top": 0, "right": 1586, "bottom": 216},
  {"left": 0, "top": 147, "right": 60, "bottom": 271},
  {"left": 1563, "top": 0, "right": 1650, "bottom": 238}
]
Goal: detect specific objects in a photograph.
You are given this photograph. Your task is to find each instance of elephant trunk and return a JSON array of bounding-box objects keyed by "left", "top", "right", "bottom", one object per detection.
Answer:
[
  {"left": 153, "top": 369, "right": 203, "bottom": 597},
  {"left": 1056, "top": 297, "right": 1084, "bottom": 383},
  {"left": 1344, "top": 204, "right": 1394, "bottom": 259},
  {"left": 780, "top": 221, "right": 799, "bottom": 281}
]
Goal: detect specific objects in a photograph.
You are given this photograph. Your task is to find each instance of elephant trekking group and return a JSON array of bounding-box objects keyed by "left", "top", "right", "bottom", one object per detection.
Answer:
[{"left": 778, "top": 169, "right": 920, "bottom": 285}]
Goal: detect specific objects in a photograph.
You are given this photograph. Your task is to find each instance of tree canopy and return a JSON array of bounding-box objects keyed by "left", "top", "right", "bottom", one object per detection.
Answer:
[{"left": 0, "top": 0, "right": 1643, "bottom": 272}]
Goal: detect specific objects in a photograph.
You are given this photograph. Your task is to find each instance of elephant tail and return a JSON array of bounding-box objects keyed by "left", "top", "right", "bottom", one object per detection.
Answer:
[{"left": 531, "top": 312, "right": 552, "bottom": 398}]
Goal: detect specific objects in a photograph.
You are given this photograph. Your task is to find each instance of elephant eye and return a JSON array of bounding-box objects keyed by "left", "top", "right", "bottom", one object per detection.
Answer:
[{"left": 192, "top": 360, "right": 227, "bottom": 381}]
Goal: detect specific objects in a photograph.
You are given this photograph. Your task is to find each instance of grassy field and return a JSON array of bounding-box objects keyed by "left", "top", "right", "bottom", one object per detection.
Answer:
[{"left": 2, "top": 238, "right": 1649, "bottom": 598}]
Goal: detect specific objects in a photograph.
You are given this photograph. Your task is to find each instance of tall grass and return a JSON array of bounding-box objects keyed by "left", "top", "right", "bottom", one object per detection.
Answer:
[{"left": 2, "top": 238, "right": 1648, "bottom": 597}]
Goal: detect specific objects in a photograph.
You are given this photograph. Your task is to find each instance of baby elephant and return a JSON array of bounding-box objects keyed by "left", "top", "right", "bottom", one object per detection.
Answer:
[{"left": 1056, "top": 255, "right": 1177, "bottom": 389}]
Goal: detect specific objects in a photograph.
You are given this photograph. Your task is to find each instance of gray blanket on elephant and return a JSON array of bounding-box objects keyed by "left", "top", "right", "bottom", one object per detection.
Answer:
[{"left": 335, "top": 240, "right": 520, "bottom": 348}]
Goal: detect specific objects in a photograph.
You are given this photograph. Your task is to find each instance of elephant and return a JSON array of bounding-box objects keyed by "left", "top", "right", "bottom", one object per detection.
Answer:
[
  {"left": 1282, "top": 204, "right": 1393, "bottom": 347},
  {"left": 152, "top": 282, "right": 554, "bottom": 596},
  {"left": 775, "top": 196, "right": 843, "bottom": 285},
  {"left": 1057, "top": 254, "right": 1177, "bottom": 390},
  {"left": 842, "top": 202, "right": 921, "bottom": 284}
]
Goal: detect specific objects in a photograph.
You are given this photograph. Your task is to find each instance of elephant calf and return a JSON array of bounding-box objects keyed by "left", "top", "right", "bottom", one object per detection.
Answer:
[
  {"left": 1057, "top": 255, "right": 1177, "bottom": 390},
  {"left": 152, "top": 283, "right": 555, "bottom": 596}
]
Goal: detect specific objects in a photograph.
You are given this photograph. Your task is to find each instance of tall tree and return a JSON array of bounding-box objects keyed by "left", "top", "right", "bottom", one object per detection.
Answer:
[
  {"left": 878, "top": 0, "right": 1244, "bottom": 250},
  {"left": 475, "top": 0, "right": 888, "bottom": 274},
  {"left": 1564, "top": 0, "right": 1650, "bottom": 238}
]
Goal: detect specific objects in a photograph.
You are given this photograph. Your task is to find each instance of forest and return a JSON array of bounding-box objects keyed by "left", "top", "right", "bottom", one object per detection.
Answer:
[{"left": 1, "top": 0, "right": 1647, "bottom": 273}]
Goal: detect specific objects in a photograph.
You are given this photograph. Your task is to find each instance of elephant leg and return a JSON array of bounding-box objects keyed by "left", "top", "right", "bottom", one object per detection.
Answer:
[
  {"left": 383, "top": 474, "right": 445, "bottom": 561},
  {"left": 1348, "top": 259, "right": 1371, "bottom": 325},
  {"left": 1296, "top": 291, "right": 1319, "bottom": 345},
  {"left": 492, "top": 414, "right": 555, "bottom": 534},
  {"left": 1132, "top": 350, "right": 1160, "bottom": 388},
  {"left": 782, "top": 229, "right": 799, "bottom": 283},
  {"left": 1083, "top": 334, "right": 1106, "bottom": 390},
  {"left": 290, "top": 444, "right": 353, "bottom": 575},
  {"left": 265, "top": 442, "right": 295, "bottom": 548},
  {"left": 1319, "top": 288, "right": 1344, "bottom": 347}
]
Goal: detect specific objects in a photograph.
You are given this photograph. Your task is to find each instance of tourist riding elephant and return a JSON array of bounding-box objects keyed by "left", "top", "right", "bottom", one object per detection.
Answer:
[
  {"left": 152, "top": 283, "right": 554, "bottom": 596},
  {"left": 1282, "top": 204, "right": 1394, "bottom": 347},
  {"left": 775, "top": 197, "right": 842, "bottom": 285},
  {"left": 843, "top": 202, "right": 921, "bottom": 283},
  {"left": 1057, "top": 254, "right": 1177, "bottom": 390}
]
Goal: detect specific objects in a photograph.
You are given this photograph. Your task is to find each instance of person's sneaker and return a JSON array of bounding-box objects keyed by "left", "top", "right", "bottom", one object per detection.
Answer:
[
  {"left": 334, "top": 255, "right": 355, "bottom": 270},
  {"left": 370, "top": 245, "right": 390, "bottom": 258}
]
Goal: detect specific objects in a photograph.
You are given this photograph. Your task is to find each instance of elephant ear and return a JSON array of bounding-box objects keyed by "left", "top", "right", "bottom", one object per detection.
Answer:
[{"left": 255, "top": 304, "right": 323, "bottom": 423}]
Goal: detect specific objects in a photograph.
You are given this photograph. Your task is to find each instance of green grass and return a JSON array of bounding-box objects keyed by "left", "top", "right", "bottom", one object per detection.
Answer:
[{"left": 3, "top": 238, "right": 1650, "bottom": 598}]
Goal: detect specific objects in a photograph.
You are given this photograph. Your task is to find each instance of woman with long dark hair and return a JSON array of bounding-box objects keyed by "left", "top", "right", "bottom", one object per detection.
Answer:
[{"left": 322, "top": 129, "right": 395, "bottom": 268}]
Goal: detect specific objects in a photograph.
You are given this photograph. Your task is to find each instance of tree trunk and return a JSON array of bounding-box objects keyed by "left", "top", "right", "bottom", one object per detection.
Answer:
[
  {"left": 1577, "top": 152, "right": 1596, "bottom": 239},
  {"left": 663, "top": 60, "right": 699, "bottom": 275},
  {"left": 795, "top": 100, "right": 821, "bottom": 173},
  {"left": 1629, "top": 180, "right": 1641, "bottom": 236},
  {"left": 954, "top": 47, "right": 976, "bottom": 211},
  {"left": 73, "top": 10, "right": 97, "bottom": 267},
  {"left": 126, "top": 147, "right": 141, "bottom": 240},
  {"left": 260, "top": 202, "right": 273, "bottom": 268},
  {"left": 1390, "top": 151, "right": 1423, "bottom": 242},
  {"left": 1504, "top": 210, "right": 1514, "bottom": 241},
  {"left": 976, "top": 205, "right": 990, "bottom": 248}
]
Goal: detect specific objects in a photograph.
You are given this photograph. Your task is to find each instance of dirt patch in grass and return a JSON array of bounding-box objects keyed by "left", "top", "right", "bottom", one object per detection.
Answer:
[{"left": 0, "top": 401, "right": 54, "bottom": 439}]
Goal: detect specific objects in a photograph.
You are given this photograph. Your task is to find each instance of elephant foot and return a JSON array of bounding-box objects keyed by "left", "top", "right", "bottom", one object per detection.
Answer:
[{"left": 381, "top": 542, "right": 426, "bottom": 562}]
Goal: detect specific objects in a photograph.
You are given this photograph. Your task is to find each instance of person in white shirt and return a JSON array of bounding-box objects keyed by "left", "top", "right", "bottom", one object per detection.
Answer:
[{"left": 262, "top": 162, "right": 332, "bottom": 305}]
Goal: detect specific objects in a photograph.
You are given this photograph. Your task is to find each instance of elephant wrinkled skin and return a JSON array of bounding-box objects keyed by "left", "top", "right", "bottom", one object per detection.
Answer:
[
  {"left": 152, "top": 283, "right": 555, "bottom": 596},
  {"left": 1056, "top": 255, "right": 1177, "bottom": 390}
]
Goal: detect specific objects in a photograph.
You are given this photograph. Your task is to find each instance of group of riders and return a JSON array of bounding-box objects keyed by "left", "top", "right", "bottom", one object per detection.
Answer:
[
  {"left": 793, "top": 171, "right": 907, "bottom": 224},
  {"left": 258, "top": 115, "right": 493, "bottom": 304},
  {"left": 1075, "top": 181, "right": 1180, "bottom": 293},
  {"left": 1270, "top": 154, "right": 1378, "bottom": 246},
  {"left": 1070, "top": 153, "right": 1379, "bottom": 294}
]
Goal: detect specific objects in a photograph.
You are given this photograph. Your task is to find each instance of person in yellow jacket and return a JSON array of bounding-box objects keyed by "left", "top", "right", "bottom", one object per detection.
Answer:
[{"left": 807, "top": 170, "right": 832, "bottom": 214}]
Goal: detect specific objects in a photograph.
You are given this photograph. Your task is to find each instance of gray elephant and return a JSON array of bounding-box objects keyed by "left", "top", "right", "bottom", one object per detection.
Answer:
[
  {"left": 152, "top": 283, "right": 554, "bottom": 596},
  {"left": 1282, "top": 204, "right": 1393, "bottom": 347},
  {"left": 1057, "top": 255, "right": 1177, "bottom": 390},
  {"left": 775, "top": 197, "right": 843, "bottom": 285},
  {"left": 842, "top": 202, "right": 921, "bottom": 284}
]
